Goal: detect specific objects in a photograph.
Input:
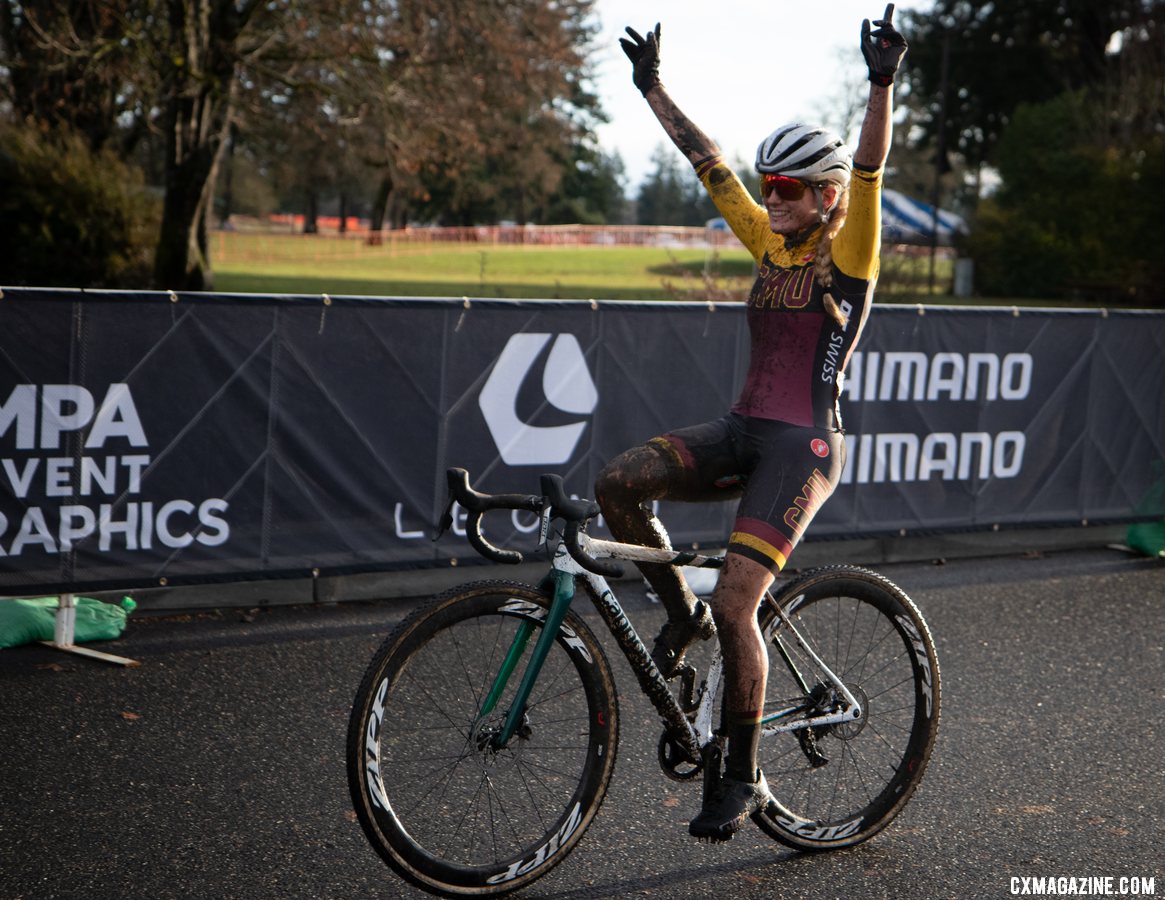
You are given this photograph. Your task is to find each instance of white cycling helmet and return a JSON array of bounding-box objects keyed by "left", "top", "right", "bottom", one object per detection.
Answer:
[{"left": 755, "top": 123, "right": 853, "bottom": 186}]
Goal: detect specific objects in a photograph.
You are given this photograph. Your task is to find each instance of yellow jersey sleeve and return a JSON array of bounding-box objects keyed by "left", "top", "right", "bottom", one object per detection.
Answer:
[
  {"left": 697, "top": 157, "right": 883, "bottom": 278},
  {"left": 831, "top": 165, "right": 883, "bottom": 281},
  {"left": 695, "top": 157, "right": 771, "bottom": 264}
]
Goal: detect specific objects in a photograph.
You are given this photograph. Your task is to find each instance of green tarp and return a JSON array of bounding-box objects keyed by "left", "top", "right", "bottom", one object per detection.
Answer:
[
  {"left": 1126, "top": 521, "right": 1165, "bottom": 558},
  {"left": 0, "top": 596, "right": 135, "bottom": 650}
]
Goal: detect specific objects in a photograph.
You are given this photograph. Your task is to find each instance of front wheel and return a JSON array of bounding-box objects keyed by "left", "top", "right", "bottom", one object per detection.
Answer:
[
  {"left": 347, "top": 580, "right": 619, "bottom": 897},
  {"left": 753, "top": 565, "right": 941, "bottom": 851}
]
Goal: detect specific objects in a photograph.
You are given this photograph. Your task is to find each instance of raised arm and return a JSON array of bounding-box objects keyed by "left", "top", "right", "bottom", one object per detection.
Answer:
[
  {"left": 854, "top": 4, "right": 908, "bottom": 170},
  {"left": 620, "top": 24, "right": 720, "bottom": 164},
  {"left": 854, "top": 84, "right": 893, "bottom": 170}
]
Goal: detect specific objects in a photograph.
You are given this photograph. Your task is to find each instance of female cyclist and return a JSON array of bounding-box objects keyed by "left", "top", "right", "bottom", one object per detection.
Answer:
[{"left": 596, "top": 5, "right": 908, "bottom": 842}]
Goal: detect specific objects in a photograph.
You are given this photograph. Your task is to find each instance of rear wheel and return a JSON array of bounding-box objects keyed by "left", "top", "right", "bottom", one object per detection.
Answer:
[
  {"left": 347, "top": 580, "right": 619, "bottom": 896},
  {"left": 753, "top": 566, "right": 940, "bottom": 850}
]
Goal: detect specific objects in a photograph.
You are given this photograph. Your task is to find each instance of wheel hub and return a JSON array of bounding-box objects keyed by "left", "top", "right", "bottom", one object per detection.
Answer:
[
  {"left": 832, "top": 684, "right": 869, "bottom": 740},
  {"left": 474, "top": 712, "right": 532, "bottom": 753}
]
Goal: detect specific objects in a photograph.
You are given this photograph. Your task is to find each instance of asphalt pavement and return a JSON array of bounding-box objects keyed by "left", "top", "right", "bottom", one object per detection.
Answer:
[{"left": 1, "top": 547, "right": 1163, "bottom": 900}]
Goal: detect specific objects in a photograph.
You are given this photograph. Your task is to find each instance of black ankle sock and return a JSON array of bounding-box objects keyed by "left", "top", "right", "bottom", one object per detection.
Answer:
[{"left": 724, "top": 712, "right": 761, "bottom": 782}]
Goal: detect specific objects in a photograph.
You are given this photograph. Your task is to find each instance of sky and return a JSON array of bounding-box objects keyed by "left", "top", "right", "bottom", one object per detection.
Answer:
[{"left": 589, "top": 0, "right": 934, "bottom": 189}]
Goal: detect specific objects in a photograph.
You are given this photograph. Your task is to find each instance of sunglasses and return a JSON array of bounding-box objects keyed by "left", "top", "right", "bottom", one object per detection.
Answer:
[{"left": 760, "top": 174, "right": 810, "bottom": 202}]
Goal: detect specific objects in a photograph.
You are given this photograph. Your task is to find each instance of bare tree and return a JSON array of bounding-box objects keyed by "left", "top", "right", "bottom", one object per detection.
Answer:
[
  {"left": 332, "top": 0, "right": 601, "bottom": 232},
  {"left": 0, "top": 0, "right": 154, "bottom": 154},
  {"left": 151, "top": 0, "right": 266, "bottom": 290},
  {"left": 2, "top": 0, "right": 606, "bottom": 287}
]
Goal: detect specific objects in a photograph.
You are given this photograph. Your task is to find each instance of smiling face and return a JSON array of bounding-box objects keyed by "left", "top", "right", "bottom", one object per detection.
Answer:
[{"left": 759, "top": 175, "right": 839, "bottom": 236}]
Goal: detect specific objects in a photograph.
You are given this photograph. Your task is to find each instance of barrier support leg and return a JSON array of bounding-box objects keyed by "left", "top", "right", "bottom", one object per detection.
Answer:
[{"left": 38, "top": 593, "right": 140, "bottom": 667}]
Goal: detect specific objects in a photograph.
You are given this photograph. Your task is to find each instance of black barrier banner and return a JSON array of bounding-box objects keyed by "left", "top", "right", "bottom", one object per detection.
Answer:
[{"left": 1, "top": 288, "right": 1162, "bottom": 593}]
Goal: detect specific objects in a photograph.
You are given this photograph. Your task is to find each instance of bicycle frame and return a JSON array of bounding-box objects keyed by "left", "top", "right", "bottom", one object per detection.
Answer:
[
  {"left": 351, "top": 468, "right": 939, "bottom": 893},
  {"left": 482, "top": 533, "right": 863, "bottom": 763}
]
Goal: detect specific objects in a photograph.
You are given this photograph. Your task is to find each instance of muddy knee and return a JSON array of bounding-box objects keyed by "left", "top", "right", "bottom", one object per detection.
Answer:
[
  {"left": 595, "top": 444, "right": 669, "bottom": 512},
  {"left": 709, "top": 555, "right": 774, "bottom": 638}
]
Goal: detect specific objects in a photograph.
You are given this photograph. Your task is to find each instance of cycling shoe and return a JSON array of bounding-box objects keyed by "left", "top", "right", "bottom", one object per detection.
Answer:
[{"left": 688, "top": 769, "right": 772, "bottom": 843}]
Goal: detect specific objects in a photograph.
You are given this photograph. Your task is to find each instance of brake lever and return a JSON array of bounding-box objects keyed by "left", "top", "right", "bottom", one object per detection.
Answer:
[
  {"left": 537, "top": 501, "right": 553, "bottom": 548},
  {"left": 433, "top": 492, "right": 456, "bottom": 541}
]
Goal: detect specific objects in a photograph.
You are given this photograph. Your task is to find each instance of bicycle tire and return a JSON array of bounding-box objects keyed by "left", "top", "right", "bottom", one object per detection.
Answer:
[
  {"left": 752, "top": 565, "right": 940, "bottom": 851},
  {"left": 347, "top": 580, "right": 619, "bottom": 897}
]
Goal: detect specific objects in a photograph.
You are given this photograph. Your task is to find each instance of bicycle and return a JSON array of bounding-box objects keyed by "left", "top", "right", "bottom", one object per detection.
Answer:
[{"left": 347, "top": 468, "right": 941, "bottom": 897}]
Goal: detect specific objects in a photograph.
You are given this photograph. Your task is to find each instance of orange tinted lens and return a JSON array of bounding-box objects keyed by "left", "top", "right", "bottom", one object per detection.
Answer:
[{"left": 761, "top": 174, "right": 808, "bottom": 201}]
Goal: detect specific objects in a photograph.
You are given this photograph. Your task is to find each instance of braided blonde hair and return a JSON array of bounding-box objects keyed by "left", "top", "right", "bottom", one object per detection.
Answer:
[{"left": 813, "top": 184, "right": 851, "bottom": 328}]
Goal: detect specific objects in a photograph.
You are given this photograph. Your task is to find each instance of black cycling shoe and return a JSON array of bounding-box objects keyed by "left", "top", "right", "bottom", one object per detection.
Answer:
[
  {"left": 651, "top": 601, "right": 715, "bottom": 679},
  {"left": 688, "top": 769, "right": 773, "bottom": 843}
]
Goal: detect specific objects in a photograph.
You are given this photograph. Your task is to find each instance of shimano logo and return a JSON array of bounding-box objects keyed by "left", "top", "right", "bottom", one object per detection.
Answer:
[{"left": 479, "top": 333, "right": 598, "bottom": 466}]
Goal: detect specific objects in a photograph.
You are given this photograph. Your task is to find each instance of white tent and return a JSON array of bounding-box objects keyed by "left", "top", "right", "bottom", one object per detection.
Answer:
[
  {"left": 881, "top": 188, "right": 968, "bottom": 246},
  {"left": 703, "top": 188, "right": 969, "bottom": 245},
  {"left": 705, "top": 189, "right": 969, "bottom": 247}
]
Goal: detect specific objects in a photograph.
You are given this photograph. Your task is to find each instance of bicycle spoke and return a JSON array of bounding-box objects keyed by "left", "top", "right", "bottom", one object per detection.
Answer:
[
  {"left": 753, "top": 568, "right": 939, "bottom": 851},
  {"left": 349, "top": 582, "right": 619, "bottom": 890},
  {"left": 397, "top": 659, "right": 475, "bottom": 739}
]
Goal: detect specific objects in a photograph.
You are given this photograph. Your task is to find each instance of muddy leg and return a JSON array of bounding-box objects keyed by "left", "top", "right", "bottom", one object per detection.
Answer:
[
  {"left": 709, "top": 553, "right": 775, "bottom": 781},
  {"left": 594, "top": 444, "right": 698, "bottom": 622}
]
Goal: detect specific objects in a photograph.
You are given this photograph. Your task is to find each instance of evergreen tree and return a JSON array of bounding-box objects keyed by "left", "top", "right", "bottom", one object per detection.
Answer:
[{"left": 636, "top": 145, "right": 716, "bottom": 226}]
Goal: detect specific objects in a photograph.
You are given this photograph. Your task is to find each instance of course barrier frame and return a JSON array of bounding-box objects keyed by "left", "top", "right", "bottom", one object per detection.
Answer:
[{"left": 0, "top": 287, "right": 1162, "bottom": 595}]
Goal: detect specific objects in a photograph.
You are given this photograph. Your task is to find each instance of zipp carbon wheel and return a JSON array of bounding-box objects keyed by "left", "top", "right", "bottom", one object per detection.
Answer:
[
  {"left": 347, "top": 580, "right": 619, "bottom": 896},
  {"left": 753, "top": 566, "right": 940, "bottom": 850}
]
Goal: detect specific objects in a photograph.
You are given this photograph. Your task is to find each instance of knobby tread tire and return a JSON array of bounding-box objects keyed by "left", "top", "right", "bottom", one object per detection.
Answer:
[
  {"left": 346, "top": 580, "right": 619, "bottom": 896},
  {"left": 752, "top": 565, "right": 941, "bottom": 851}
]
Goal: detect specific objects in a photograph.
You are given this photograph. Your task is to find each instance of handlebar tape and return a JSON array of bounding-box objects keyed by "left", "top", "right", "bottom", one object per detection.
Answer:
[{"left": 444, "top": 467, "right": 623, "bottom": 576}]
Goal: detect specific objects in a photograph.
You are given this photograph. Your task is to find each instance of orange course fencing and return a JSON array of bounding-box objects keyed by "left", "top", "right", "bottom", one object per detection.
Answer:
[{"left": 216, "top": 218, "right": 742, "bottom": 261}]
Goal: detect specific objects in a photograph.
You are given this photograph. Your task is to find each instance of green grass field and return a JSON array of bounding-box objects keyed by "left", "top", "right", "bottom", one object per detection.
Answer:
[{"left": 210, "top": 230, "right": 951, "bottom": 302}]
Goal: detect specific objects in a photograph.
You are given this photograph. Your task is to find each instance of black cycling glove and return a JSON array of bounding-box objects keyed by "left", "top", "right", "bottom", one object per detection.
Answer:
[
  {"left": 620, "top": 23, "right": 661, "bottom": 97},
  {"left": 861, "top": 4, "right": 908, "bottom": 86}
]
